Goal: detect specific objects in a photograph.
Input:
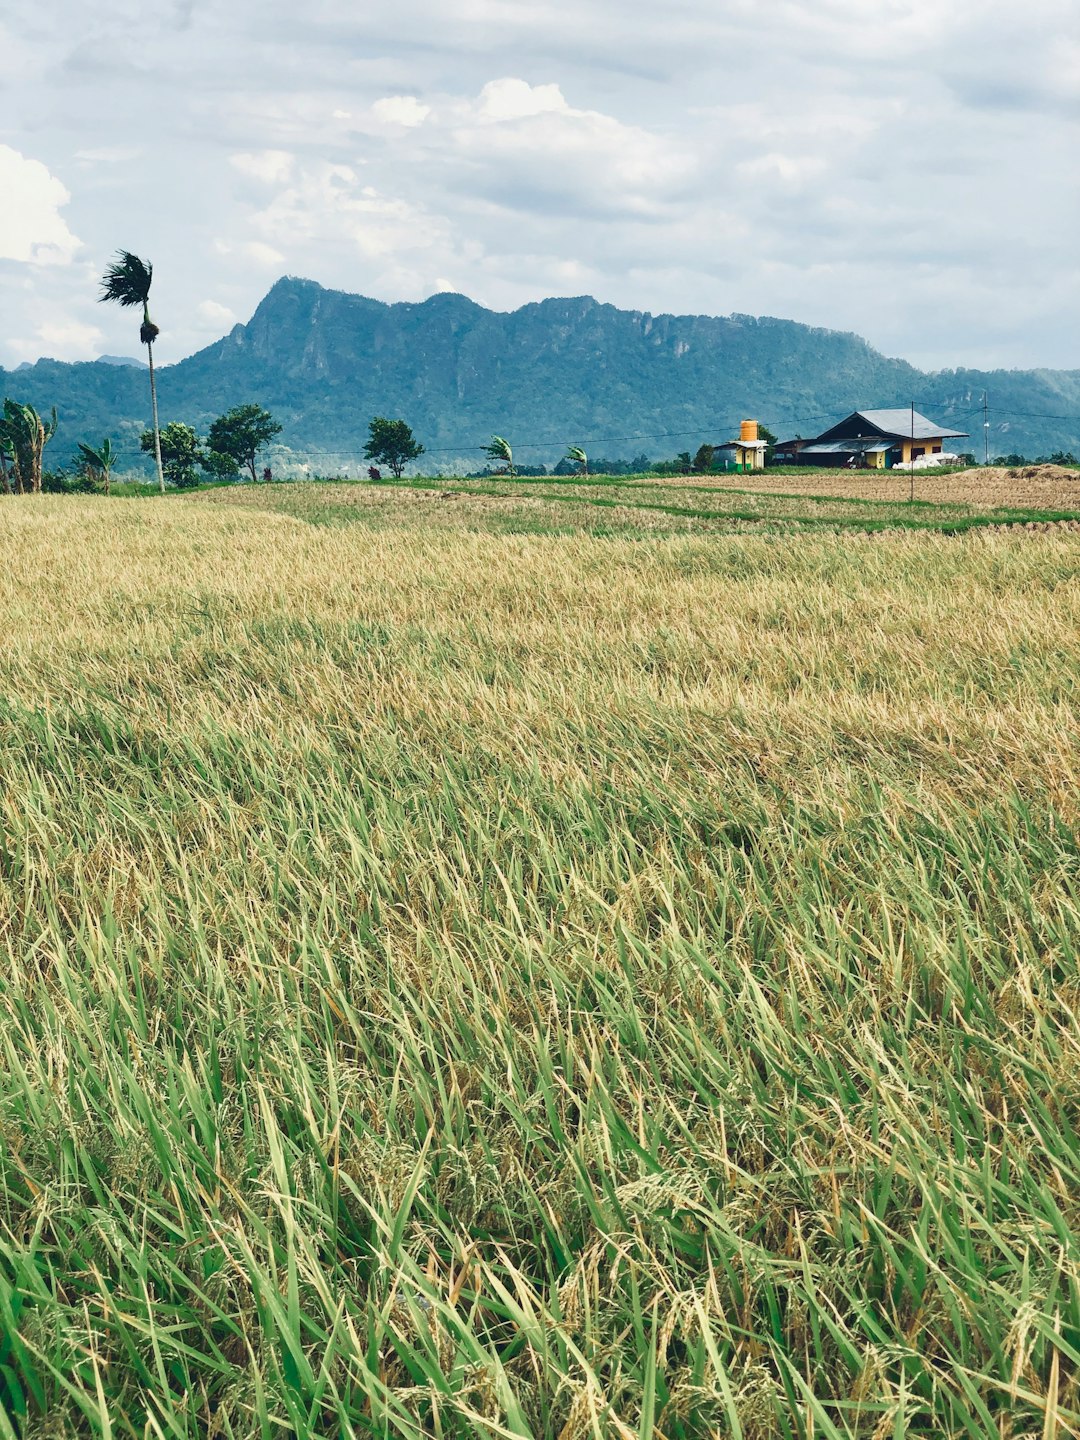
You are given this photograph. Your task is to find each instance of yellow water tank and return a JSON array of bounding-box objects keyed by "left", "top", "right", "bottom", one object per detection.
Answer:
[{"left": 740, "top": 419, "right": 759, "bottom": 443}]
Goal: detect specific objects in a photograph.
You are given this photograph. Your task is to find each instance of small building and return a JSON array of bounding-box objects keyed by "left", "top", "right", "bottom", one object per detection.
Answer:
[
  {"left": 778, "top": 409, "right": 969, "bottom": 469},
  {"left": 715, "top": 419, "right": 767, "bottom": 471}
]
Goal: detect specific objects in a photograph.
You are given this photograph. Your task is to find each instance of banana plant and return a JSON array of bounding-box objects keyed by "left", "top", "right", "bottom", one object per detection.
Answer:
[
  {"left": 0, "top": 431, "right": 13, "bottom": 494},
  {"left": 0, "top": 400, "right": 58, "bottom": 493},
  {"left": 483, "top": 435, "right": 515, "bottom": 478},
  {"left": 565, "top": 445, "right": 588, "bottom": 477},
  {"left": 77, "top": 437, "right": 117, "bottom": 495},
  {"left": 99, "top": 251, "right": 164, "bottom": 492}
]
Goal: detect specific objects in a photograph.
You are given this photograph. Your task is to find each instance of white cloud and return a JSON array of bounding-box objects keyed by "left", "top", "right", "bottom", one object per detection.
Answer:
[
  {"left": 243, "top": 240, "right": 287, "bottom": 267},
  {"left": 73, "top": 145, "right": 143, "bottom": 164},
  {"left": 447, "top": 79, "right": 697, "bottom": 218},
  {"left": 230, "top": 150, "right": 295, "bottom": 184},
  {"left": 214, "top": 238, "right": 286, "bottom": 267},
  {"left": 476, "top": 78, "right": 566, "bottom": 121},
  {"left": 735, "top": 152, "right": 828, "bottom": 188},
  {"left": 8, "top": 319, "right": 103, "bottom": 364},
  {"left": 39, "top": 320, "right": 102, "bottom": 356},
  {"left": 0, "top": 146, "right": 81, "bottom": 265},
  {"left": 371, "top": 95, "right": 430, "bottom": 127},
  {"left": 250, "top": 166, "right": 457, "bottom": 264},
  {"left": 197, "top": 299, "right": 238, "bottom": 327}
]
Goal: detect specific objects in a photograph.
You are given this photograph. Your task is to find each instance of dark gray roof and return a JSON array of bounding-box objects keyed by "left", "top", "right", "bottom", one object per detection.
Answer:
[{"left": 854, "top": 409, "right": 968, "bottom": 440}]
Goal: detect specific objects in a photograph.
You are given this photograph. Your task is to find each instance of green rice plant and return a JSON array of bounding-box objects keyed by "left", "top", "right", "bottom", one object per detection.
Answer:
[{"left": 1, "top": 497, "right": 1080, "bottom": 1434}]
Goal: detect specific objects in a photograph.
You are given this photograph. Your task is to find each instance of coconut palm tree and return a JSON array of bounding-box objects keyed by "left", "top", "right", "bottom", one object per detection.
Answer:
[
  {"left": 77, "top": 437, "right": 117, "bottom": 495},
  {"left": 565, "top": 445, "right": 588, "bottom": 477},
  {"left": 483, "top": 435, "right": 515, "bottom": 478},
  {"left": 99, "top": 251, "right": 164, "bottom": 492}
]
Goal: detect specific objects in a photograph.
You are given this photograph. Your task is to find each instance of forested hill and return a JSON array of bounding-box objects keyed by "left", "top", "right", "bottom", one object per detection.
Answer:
[{"left": 4, "top": 277, "right": 1080, "bottom": 469}]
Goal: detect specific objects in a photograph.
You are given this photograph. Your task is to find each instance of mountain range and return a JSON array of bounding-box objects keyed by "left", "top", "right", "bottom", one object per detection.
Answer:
[{"left": 3, "top": 277, "right": 1079, "bottom": 473}]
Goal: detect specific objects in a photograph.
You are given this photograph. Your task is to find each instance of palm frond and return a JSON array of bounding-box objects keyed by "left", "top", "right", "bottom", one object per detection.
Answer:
[{"left": 99, "top": 250, "right": 153, "bottom": 307}]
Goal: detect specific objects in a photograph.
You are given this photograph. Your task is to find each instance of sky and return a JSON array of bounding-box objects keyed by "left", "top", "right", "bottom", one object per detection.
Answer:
[{"left": 1, "top": 0, "right": 1078, "bottom": 374}]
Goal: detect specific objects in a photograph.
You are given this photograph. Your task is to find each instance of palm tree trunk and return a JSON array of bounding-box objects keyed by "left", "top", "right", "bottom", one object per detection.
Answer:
[{"left": 147, "top": 340, "right": 165, "bottom": 493}]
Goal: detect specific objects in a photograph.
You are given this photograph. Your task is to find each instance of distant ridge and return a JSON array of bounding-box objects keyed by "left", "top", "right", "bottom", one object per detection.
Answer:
[
  {"left": 95, "top": 354, "right": 147, "bottom": 369},
  {"left": 3, "top": 278, "right": 1078, "bottom": 468}
]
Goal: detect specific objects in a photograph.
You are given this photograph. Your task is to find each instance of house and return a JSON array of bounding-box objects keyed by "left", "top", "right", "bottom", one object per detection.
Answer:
[
  {"left": 714, "top": 419, "right": 767, "bottom": 471},
  {"left": 777, "top": 409, "right": 969, "bottom": 469}
]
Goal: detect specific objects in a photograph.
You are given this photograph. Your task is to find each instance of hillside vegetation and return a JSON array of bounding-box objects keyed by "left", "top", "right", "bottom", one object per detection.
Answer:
[
  {"left": 4, "top": 279, "right": 1080, "bottom": 466},
  {"left": 1, "top": 492, "right": 1080, "bottom": 1435}
]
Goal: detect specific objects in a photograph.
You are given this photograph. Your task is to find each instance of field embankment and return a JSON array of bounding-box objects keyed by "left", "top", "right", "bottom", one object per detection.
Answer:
[{"left": 2, "top": 495, "right": 1080, "bottom": 1435}]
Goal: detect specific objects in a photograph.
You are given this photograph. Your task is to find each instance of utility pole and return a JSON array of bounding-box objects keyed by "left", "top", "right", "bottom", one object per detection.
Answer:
[
  {"left": 910, "top": 400, "right": 915, "bottom": 503},
  {"left": 983, "top": 392, "right": 990, "bottom": 466}
]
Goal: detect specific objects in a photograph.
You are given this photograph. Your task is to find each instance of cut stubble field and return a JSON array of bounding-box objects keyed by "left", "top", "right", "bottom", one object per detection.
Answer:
[
  {"left": 2, "top": 487, "right": 1080, "bottom": 1437},
  {"left": 189, "top": 463, "right": 1080, "bottom": 539}
]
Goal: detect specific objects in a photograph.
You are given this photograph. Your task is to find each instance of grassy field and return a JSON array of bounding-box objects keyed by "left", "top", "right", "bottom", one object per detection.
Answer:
[
  {"left": 187, "top": 465, "right": 1080, "bottom": 539},
  {"left": 2, "top": 489, "right": 1080, "bottom": 1436}
]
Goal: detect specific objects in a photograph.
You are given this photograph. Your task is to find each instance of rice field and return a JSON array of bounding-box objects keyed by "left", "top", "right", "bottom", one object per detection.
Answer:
[
  {"left": 2, "top": 491, "right": 1080, "bottom": 1437},
  {"left": 189, "top": 466, "right": 1080, "bottom": 539}
]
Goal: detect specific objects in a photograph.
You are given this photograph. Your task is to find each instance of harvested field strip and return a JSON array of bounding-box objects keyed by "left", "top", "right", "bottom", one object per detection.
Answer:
[
  {"left": 654, "top": 462, "right": 1080, "bottom": 509},
  {"left": 193, "top": 476, "right": 1080, "bottom": 537},
  {"left": 350, "top": 477, "right": 1080, "bottom": 534},
  {"left": 190, "top": 472, "right": 1080, "bottom": 541}
]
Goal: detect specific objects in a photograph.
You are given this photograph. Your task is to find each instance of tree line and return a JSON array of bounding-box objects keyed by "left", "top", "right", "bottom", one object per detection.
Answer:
[{"left": 0, "top": 398, "right": 283, "bottom": 494}]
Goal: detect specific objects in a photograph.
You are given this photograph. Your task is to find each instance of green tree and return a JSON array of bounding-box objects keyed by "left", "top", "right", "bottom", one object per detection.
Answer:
[
  {"left": 200, "top": 449, "right": 241, "bottom": 482},
  {"left": 76, "top": 438, "right": 117, "bottom": 495},
  {"left": 692, "top": 443, "right": 715, "bottom": 473},
  {"left": 99, "top": 251, "right": 165, "bottom": 493},
  {"left": 483, "top": 435, "right": 515, "bottom": 478},
  {"left": 206, "top": 404, "right": 282, "bottom": 483},
  {"left": 565, "top": 445, "right": 588, "bottom": 477},
  {"left": 140, "top": 422, "right": 201, "bottom": 488},
  {"left": 0, "top": 400, "right": 58, "bottom": 493},
  {"left": 757, "top": 424, "right": 778, "bottom": 466},
  {"left": 363, "top": 417, "right": 425, "bottom": 478}
]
